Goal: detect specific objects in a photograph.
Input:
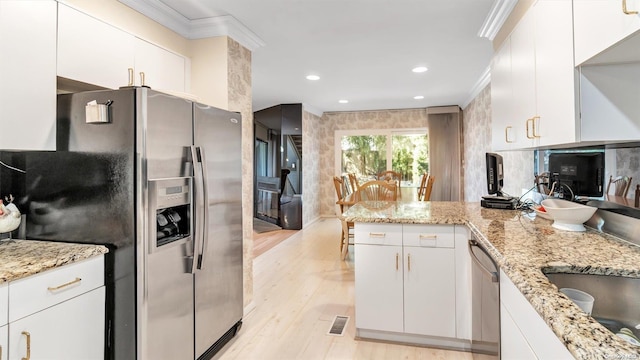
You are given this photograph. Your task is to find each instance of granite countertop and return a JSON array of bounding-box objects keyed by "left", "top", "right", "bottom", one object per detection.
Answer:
[
  {"left": 0, "top": 239, "right": 108, "bottom": 283},
  {"left": 344, "top": 201, "right": 640, "bottom": 359}
]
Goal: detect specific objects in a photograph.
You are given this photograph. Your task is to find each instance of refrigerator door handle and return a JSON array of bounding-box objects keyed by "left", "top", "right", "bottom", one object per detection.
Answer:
[
  {"left": 190, "top": 145, "right": 205, "bottom": 274},
  {"left": 196, "top": 146, "right": 209, "bottom": 270}
]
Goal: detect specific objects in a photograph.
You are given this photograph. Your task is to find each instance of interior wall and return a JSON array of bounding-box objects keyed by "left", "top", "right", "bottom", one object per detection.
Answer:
[
  {"left": 302, "top": 109, "right": 322, "bottom": 225},
  {"left": 189, "top": 37, "right": 229, "bottom": 109},
  {"left": 318, "top": 109, "right": 428, "bottom": 217},
  {"left": 615, "top": 148, "right": 640, "bottom": 199},
  {"left": 226, "top": 37, "right": 254, "bottom": 309},
  {"left": 462, "top": 84, "right": 534, "bottom": 201}
]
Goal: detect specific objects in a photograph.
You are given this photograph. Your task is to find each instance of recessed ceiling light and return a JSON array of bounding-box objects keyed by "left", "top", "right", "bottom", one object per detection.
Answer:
[
  {"left": 339, "top": 99, "right": 349, "bottom": 104},
  {"left": 412, "top": 66, "right": 428, "bottom": 73},
  {"left": 414, "top": 95, "right": 424, "bottom": 100},
  {"left": 306, "top": 75, "right": 320, "bottom": 81}
]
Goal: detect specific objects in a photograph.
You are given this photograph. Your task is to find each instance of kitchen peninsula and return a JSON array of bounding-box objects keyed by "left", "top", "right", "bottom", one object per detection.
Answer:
[{"left": 343, "top": 201, "right": 640, "bottom": 359}]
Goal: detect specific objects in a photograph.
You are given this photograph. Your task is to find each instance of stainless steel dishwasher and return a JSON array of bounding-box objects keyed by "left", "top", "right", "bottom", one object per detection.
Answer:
[{"left": 469, "top": 236, "right": 500, "bottom": 359}]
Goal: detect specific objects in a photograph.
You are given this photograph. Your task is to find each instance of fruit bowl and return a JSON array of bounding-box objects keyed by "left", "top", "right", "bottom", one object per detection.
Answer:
[{"left": 540, "top": 198, "right": 597, "bottom": 232}]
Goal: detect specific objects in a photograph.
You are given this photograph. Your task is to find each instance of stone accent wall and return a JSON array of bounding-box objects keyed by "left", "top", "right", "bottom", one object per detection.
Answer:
[
  {"left": 302, "top": 110, "right": 322, "bottom": 224},
  {"left": 226, "top": 38, "right": 254, "bottom": 307}
]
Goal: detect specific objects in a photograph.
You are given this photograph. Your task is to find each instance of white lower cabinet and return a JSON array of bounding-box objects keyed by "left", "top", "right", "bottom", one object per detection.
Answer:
[
  {"left": 355, "top": 223, "right": 465, "bottom": 347},
  {"left": 500, "top": 269, "right": 573, "bottom": 359},
  {"left": 6, "top": 256, "right": 105, "bottom": 360},
  {"left": 404, "top": 246, "right": 455, "bottom": 337},
  {"left": 0, "top": 325, "right": 7, "bottom": 360},
  {"left": 8, "top": 287, "right": 104, "bottom": 360}
]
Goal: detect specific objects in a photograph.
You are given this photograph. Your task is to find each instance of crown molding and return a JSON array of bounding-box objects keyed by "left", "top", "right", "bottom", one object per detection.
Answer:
[
  {"left": 462, "top": 66, "right": 490, "bottom": 109},
  {"left": 118, "top": 0, "right": 265, "bottom": 51},
  {"left": 477, "top": 0, "right": 517, "bottom": 41}
]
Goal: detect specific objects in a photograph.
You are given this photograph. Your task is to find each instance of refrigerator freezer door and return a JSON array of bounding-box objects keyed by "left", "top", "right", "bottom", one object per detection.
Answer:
[
  {"left": 193, "top": 103, "right": 243, "bottom": 358},
  {"left": 145, "top": 89, "right": 194, "bottom": 180}
]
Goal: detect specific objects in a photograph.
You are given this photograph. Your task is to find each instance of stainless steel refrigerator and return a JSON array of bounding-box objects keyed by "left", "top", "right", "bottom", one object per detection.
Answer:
[{"left": 22, "top": 87, "right": 243, "bottom": 359}]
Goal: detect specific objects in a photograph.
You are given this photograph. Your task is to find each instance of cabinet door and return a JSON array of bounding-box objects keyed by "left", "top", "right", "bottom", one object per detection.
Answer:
[
  {"left": 0, "top": 284, "right": 7, "bottom": 327},
  {"left": 58, "top": 4, "right": 135, "bottom": 89},
  {"left": 500, "top": 270, "right": 573, "bottom": 359},
  {"left": 509, "top": 9, "right": 536, "bottom": 149},
  {"left": 403, "top": 247, "right": 456, "bottom": 337},
  {"left": 134, "top": 38, "right": 186, "bottom": 93},
  {"left": 8, "top": 287, "right": 105, "bottom": 360},
  {"left": 0, "top": 325, "right": 6, "bottom": 360},
  {"left": 500, "top": 303, "right": 538, "bottom": 360},
  {"left": 534, "top": 0, "right": 578, "bottom": 147},
  {"left": 354, "top": 244, "right": 403, "bottom": 332},
  {"left": 0, "top": 0, "right": 56, "bottom": 150},
  {"left": 574, "top": 0, "right": 640, "bottom": 65},
  {"left": 490, "top": 38, "right": 516, "bottom": 151},
  {"left": 580, "top": 63, "right": 640, "bottom": 142}
]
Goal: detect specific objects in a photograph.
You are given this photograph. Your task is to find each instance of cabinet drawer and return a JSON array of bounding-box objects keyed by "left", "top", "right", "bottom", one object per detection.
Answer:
[
  {"left": 0, "top": 283, "right": 7, "bottom": 326},
  {"left": 354, "top": 223, "right": 402, "bottom": 246},
  {"left": 403, "top": 224, "right": 455, "bottom": 248},
  {"left": 9, "top": 256, "right": 104, "bottom": 322}
]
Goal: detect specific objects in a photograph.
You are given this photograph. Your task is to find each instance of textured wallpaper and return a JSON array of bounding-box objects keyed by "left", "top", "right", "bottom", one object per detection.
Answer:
[
  {"left": 615, "top": 148, "right": 640, "bottom": 199},
  {"left": 462, "top": 84, "right": 534, "bottom": 201},
  {"left": 302, "top": 109, "right": 322, "bottom": 224},
  {"left": 227, "top": 38, "right": 254, "bottom": 307}
]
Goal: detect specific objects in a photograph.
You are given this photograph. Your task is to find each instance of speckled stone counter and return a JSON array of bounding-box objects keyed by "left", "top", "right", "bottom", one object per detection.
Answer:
[
  {"left": 344, "top": 201, "right": 640, "bottom": 359},
  {"left": 0, "top": 239, "right": 108, "bottom": 283}
]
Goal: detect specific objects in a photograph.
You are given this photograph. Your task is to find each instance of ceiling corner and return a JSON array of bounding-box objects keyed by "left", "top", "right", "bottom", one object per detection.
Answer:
[
  {"left": 461, "top": 66, "right": 491, "bottom": 109},
  {"left": 118, "top": 0, "right": 190, "bottom": 37},
  {"left": 477, "top": 0, "right": 518, "bottom": 41}
]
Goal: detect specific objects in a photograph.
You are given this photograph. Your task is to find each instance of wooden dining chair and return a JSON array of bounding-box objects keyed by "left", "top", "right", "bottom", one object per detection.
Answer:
[
  {"left": 378, "top": 170, "right": 401, "bottom": 198},
  {"left": 348, "top": 173, "right": 360, "bottom": 192},
  {"left": 606, "top": 175, "right": 633, "bottom": 197},
  {"left": 417, "top": 173, "right": 428, "bottom": 200},
  {"left": 333, "top": 176, "right": 354, "bottom": 256},
  {"left": 423, "top": 175, "right": 435, "bottom": 201},
  {"left": 356, "top": 180, "right": 398, "bottom": 201}
]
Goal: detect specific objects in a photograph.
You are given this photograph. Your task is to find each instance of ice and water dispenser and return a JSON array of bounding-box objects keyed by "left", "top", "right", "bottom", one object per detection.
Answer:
[{"left": 149, "top": 178, "right": 191, "bottom": 250}]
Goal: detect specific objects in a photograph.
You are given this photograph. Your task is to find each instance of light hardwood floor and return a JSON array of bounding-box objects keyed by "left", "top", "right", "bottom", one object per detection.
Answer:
[{"left": 218, "top": 217, "right": 477, "bottom": 360}]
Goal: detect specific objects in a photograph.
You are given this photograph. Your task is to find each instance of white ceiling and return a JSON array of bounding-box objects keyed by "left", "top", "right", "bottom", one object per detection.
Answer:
[{"left": 121, "top": 0, "right": 499, "bottom": 114}]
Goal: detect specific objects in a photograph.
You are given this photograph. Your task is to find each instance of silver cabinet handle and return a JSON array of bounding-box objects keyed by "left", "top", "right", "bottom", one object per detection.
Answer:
[
  {"left": 623, "top": 0, "right": 638, "bottom": 14},
  {"left": 468, "top": 239, "right": 499, "bottom": 283}
]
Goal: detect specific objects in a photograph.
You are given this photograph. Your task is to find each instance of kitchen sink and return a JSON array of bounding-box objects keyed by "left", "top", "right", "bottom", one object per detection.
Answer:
[{"left": 544, "top": 271, "right": 640, "bottom": 342}]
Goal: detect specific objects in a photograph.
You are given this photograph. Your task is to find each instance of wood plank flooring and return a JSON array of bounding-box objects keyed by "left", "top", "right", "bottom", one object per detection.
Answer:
[
  {"left": 253, "top": 229, "right": 299, "bottom": 258},
  {"left": 218, "top": 218, "right": 477, "bottom": 360}
]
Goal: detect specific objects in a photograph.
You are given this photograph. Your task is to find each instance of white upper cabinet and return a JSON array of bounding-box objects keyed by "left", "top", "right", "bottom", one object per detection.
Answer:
[
  {"left": 58, "top": 4, "right": 188, "bottom": 93},
  {"left": 533, "top": 0, "right": 579, "bottom": 147},
  {"left": 134, "top": 38, "right": 186, "bottom": 93},
  {"left": 0, "top": 0, "right": 57, "bottom": 150},
  {"left": 58, "top": 4, "right": 135, "bottom": 89},
  {"left": 490, "top": 0, "right": 577, "bottom": 150},
  {"left": 580, "top": 63, "right": 640, "bottom": 142},
  {"left": 574, "top": 0, "right": 640, "bottom": 65}
]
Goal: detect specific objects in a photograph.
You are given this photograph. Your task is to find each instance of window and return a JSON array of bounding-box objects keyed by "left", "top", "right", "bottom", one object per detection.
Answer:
[{"left": 335, "top": 129, "right": 428, "bottom": 197}]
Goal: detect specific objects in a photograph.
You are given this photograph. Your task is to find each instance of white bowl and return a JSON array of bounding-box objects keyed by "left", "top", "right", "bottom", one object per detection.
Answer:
[{"left": 540, "top": 198, "right": 597, "bottom": 232}]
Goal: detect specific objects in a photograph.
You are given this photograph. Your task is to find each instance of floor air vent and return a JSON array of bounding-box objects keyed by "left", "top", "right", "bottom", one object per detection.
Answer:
[{"left": 327, "top": 315, "right": 349, "bottom": 336}]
